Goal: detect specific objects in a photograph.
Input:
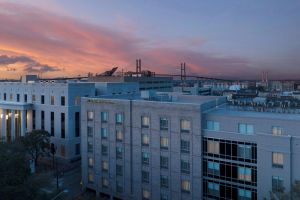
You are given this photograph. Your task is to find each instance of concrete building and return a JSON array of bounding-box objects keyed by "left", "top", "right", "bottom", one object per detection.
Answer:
[{"left": 81, "top": 92, "right": 300, "bottom": 200}]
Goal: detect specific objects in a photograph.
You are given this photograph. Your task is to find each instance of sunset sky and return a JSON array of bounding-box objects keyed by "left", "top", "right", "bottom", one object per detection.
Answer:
[{"left": 0, "top": 0, "right": 299, "bottom": 80}]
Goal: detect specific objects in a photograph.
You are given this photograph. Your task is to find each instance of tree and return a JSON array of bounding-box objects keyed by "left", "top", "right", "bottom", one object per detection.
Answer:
[
  {"left": 21, "top": 129, "right": 51, "bottom": 166},
  {"left": 270, "top": 181, "right": 300, "bottom": 200}
]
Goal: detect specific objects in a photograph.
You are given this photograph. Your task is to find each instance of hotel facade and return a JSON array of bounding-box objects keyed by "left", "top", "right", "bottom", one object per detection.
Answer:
[{"left": 81, "top": 93, "right": 300, "bottom": 200}]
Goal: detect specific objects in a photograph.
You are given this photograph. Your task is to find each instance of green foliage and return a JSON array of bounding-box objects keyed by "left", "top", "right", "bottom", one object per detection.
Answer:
[{"left": 20, "top": 129, "right": 51, "bottom": 166}]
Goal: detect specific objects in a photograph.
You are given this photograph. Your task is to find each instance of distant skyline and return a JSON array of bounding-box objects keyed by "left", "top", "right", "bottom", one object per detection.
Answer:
[{"left": 0, "top": 0, "right": 299, "bottom": 80}]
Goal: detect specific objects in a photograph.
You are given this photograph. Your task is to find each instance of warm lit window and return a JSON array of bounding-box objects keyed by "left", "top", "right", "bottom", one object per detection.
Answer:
[
  {"left": 141, "top": 116, "right": 150, "bottom": 128},
  {"left": 102, "top": 160, "right": 109, "bottom": 171},
  {"left": 88, "top": 157, "right": 93, "bottom": 167},
  {"left": 142, "top": 189, "right": 150, "bottom": 200},
  {"left": 87, "top": 111, "right": 94, "bottom": 121},
  {"left": 160, "top": 137, "right": 169, "bottom": 149},
  {"left": 181, "top": 180, "right": 191, "bottom": 193},
  {"left": 272, "top": 126, "right": 283, "bottom": 136},
  {"left": 238, "top": 123, "right": 254, "bottom": 135},
  {"left": 238, "top": 167, "right": 252, "bottom": 181},
  {"left": 116, "top": 130, "right": 123, "bottom": 142},
  {"left": 180, "top": 119, "right": 191, "bottom": 133},
  {"left": 142, "top": 134, "right": 150, "bottom": 146},
  {"left": 207, "top": 140, "right": 220, "bottom": 154},
  {"left": 272, "top": 152, "right": 284, "bottom": 168},
  {"left": 206, "top": 120, "right": 220, "bottom": 131},
  {"left": 102, "top": 177, "right": 109, "bottom": 188}
]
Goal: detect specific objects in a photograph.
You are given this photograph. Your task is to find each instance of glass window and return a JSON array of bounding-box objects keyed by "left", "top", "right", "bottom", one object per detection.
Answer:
[
  {"left": 272, "top": 152, "right": 284, "bottom": 168},
  {"left": 180, "top": 119, "right": 191, "bottom": 133},
  {"left": 101, "top": 145, "right": 108, "bottom": 156},
  {"left": 115, "top": 113, "right": 123, "bottom": 124},
  {"left": 161, "top": 193, "right": 168, "bottom": 200},
  {"left": 207, "top": 140, "right": 220, "bottom": 154},
  {"left": 181, "top": 180, "right": 191, "bottom": 193},
  {"left": 61, "top": 96, "right": 65, "bottom": 106},
  {"left": 272, "top": 126, "right": 283, "bottom": 136},
  {"left": 74, "top": 96, "right": 80, "bottom": 105},
  {"left": 50, "top": 96, "right": 55, "bottom": 105},
  {"left": 116, "top": 164, "right": 123, "bottom": 176},
  {"left": 160, "top": 117, "right": 168, "bottom": 130},
  {"left": 142, "top": 152, "right": 150, "bottom": 165},
  {"left": 160, "top": 137, "right": 169, "bottom": 150},
  {"left": 207, "top": 161, "right": 220, "bottom": 175},
  {"left": 141, "top": 116, "right": 150, "bottom": 128},
  {"left": 206, "top": 120, "right": 220, "bottom": 131},
  {"left": 102, "top": 160, "right": 109, "bottom": 171},
  {"left": 116, "top": 180, "right": 123, "bottom": 193},
  {"left": 208, "top": 182, "right": 220, "bottom": 196},
  {"left": 238, "top": 167, "right": 252, "bottom": 181},
  {"left": 181, "top": 140, "right": 190, "bottom": 153},
  {"left": 238, "top": 123, "right": 254, "bottom": 135},
  {"left": 116, "top": 130, "right": 123, "bottom": 142},
  {"left": 142, "top": 170, "right": 149, "bottom": 183},
  {"left": 41, "top": 95, "right": 45, "bottom": 104},
  {"left": 238, "top": 189, "right": 252, "bottom": 200},
  {"left": 142, "top": 134, "right": 150, "bottom": 146},
  {"left": 160, "top": 156, "right": 169, "bottom": 169},
  {"left": 160, "top": 175, "right": 169, "bottom": 188},
  {"left": 181, "top": 160, "right": 190, "bottom": 174},
  {"left": 116, "top": 147, "right": 123, "bottom": 159},
  {"left": 272, "top": 176, "right": 284, "bottom": 192},
  {"left": 102, "top": 177, "right": 109, "bottom": 188},
  {"left": 32, "top": 94, "right": 36, "bottom": 102},
  {"left": 87, "top": 111, "right": 94, "bottom": 121},
  {"left": 88, "top": 172, "right": 94, "bottom": 183},
  {"left": 142, "top": 189, "right": 150, "bottom": 200},
  {"left": 101, "top": 128, "right": 108, "bottom": 139},
  {"left": 87, "top": 141, "right": 93, "bottom": 153},
  {"left": 237, "top": 144, "right": 252, "bottom": 159},
  {"left": 87, "top": 126, "right": 93, "bottom": 137},
  {"left": 88, "top": 157, "right": 93, "bottom": 167},
  {"left": 101, "top": 111, "right": 108, "bottom": 123}
]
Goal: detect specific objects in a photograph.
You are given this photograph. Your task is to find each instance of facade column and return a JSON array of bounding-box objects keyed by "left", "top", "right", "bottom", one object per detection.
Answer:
[
  {"left": 1, "top": 109, "right": 5, "bottom": 142},
  {"left": 11, "top": 110, "right": 15, "bottom": 141},
  {"left": 21, "top": 110, "right": 26, "bottom": 136}
]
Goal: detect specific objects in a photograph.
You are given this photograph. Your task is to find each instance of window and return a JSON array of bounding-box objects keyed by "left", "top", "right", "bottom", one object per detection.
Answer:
[
  {"left": 3, "top": 93, "right": 6, "bottom": 101},
  {"left": 272, "top": 176, "right": 284, "bottom": 192},
  {"left": 74, "top": 96, "right": 80, "bottom": 105},
  {"left": 238, "top": 167, "right": 252, "bottom": 181},
  {"left": 160, "top": 117, "right": 168, "bottom": 130},
  {"left": 24, "top": 94, "right": 27, "bottom": 103},
  {"left": 87, "top": 111, "right": 94, "bottom": 121},
  {"left": 102, "top": 160, "right": 109, "bottom": 172},
  {"left": 88, "top": 172, "right": 94, "bottom": 183},
  {"left": 160, "top": 175, "right": 168, "bottom": 188},
  {"left": 116, "top": 164, "right": 123, "bottom": 176},
  {"left": 116, "top": 130, "right": 123, "bottom": 142},
  {"left": 160, "top": 156, "right": 168, "bottom": 169},
  {"left": 102, "top": 145, "right": 108, "bottom": 156},
  {"left": 61, "top": 145, "right": 65, "bottom": 157},
  {"left": 88, "top": 157, "right": 93, "bottom": 167},
  {"left": 207, "top": 161, "right": 220, "bottom": 175},
  {"left": 238, "top": 123, "right": 254, "bottom": 135},
  {"left": 102, "top": 177, "right": 109, "bottom": 188},
  {"left": 142, "top": 170, "right": 149, "bottom": 183},
  {"left": 9, "top": 94, "right": 12, "bottom": 101},
  {"left": 238, "top": 189, "right": 252, "bottom": 200},
  {"left": 17, "top": 94, "right": 20, "bottom": 102},
  {"left": 32, "top": 110, "right": 36, "bottom": 129},
  {"left": 41, "top": 95, "right": 45, "bottom": 104},
  {"left": 86, "top": 126, "right": 94, "bottom": 139},
  {"left": 61, "top": 96, "right": 65, "bottom": 106},
  {"left": 237, "top": 144, "right": 252, "bottom": 159},
  {"left": 41, "top": 111, "right": 45, "bottom": 130},
  {"left": 206, "top": 120, "right": 220, "bottom": 131},
  {"left": 51, "top": 112, "right": 54, "bottom": 136},
  {"left": 116, "top": 181, "right": 123, "bottom": 193},
  {"left": 181, "top": 140, "right": 190, "bottom": 153},
  {"left": 208, "top": 182, "right": 220, "bottom": 196},
  {"left": 142, "top": 134, "right": 150, "bottom": 146},
  {"left": 101, "top": 128, "right": 108, "bottom": 139},
  {"left": 116, "top": 147, "right": 123, "bottom": 159},
  {"left": 272, "top": 126, "right": 283, "bottom": 136},
  {"left": 160, "top": 137, "right": 169, "bottom": 150},
  {"left": 32, "top": 94, "right": 36, "bottom": 102},
  {"left": 142, "top": 152, "right": 150, "bottom": 165},
  {"left": 181, "top": 180, "right": 191, "bottom": 193},
  {"left": 141, "top": 116, "right": 150, "bottom": 128},
  {"left": 115, "top": 113, "right": 123, "bottom": 124},
  {"left": 207, "top": 140, "right": 220, "bottom": 154},
  {"left": 161, "top": 194, "right": 168, "bottom": 200},
  {"left": 75, "top": 143, "right": 80, "bottom": 155},
  {"left": 180, "top": 119, "right": 191, "bottom": 133},
  {"left": 61, "top": 113, "right": 65, "bottom": 138},
  {"left": 50, "top": 96, "right": 55, "bottom": 105},
  {"left": 272, "top": 152, "right": 284, "bottom": 168},
  {"left": 101, "top": 111, "right": 108, "bottom": 123},
  {"left": 75, "top": 112, "right": 80, "bottom": 137},
  {"left": 87, "top": 142, "right": 93, "bottom": 153},
  {"left": 142, "top": 189, "right": 150, "bottom": 200},
  {"left": 181, "top": 160, "right": 190, "bottom": 174}
]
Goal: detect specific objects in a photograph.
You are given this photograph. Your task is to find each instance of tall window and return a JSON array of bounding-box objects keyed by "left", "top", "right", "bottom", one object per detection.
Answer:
[
  {"left": 75, "top": 112, "right": 80, "bottom": 137},
  {"left": 115, "top": 113, "right": 123, "bottom": 124},
  {"left": 101, "top": 111, "right": 108, "bottom": 123},
  {"left": 101, "top": 145, "right": 108, "bottom": 156},
  {"left": 51, "top": 112, "right": 54, "bottom": 136},
  {"left": 61, "top": 145, "right": 65, "bottom": 157},
  {"left": 41, "top": 111, "right": 45, "bottom": 130},
  {"left": 207, "top": 140, "right": 220, "bottom": 154},
  {"left": 116, "top": 181, "right": 123, "bottom": 193},
  {"left": 208, "top": 182, "right": 220, "bottom": 196},
  {"left": 181, "top": 140, "right": 190, "bottom": 153},
  {"left": 272, "top": 152, "right": 284, "bottom": 168},
  {"left": 50, "top": 96, "right": 55, "bottom": 105},
  {"left": 142, "top": 170, "right": 149, "bottom": 183},
  {"left": 101, "top": 128, "right": 108, "bottom": 139},
  {"left": 24, "top": 94, "right": 27, "bottom": 103},
  {"left": 61, "top": 96, "right": 65, "bottom": 106},
  {"left": 116, "top": 130, "right": 123, "bottom": 142},
  {"left": 160, "top": 117, "right": 168, "bottom": 130},
  {"left": 238, "top": 123, "right": 254, "bottom": 135},
  {"left": 87, "top": 141, "right": 93, "bottom": 153},
  {"left": 160, "top": 175, "right": 169, "bottom": 188},
  {"left": 238, "top": 167, "right": 252, "bottom": 181},
  {"left": 272, "top": 176, "right": 284, "bottom": 192},
  {"left": 142, "top": 189, "right": 150, "bottom": 200},
  {"left": 181, "top": 180, "right": 191, "bottom": 193},
  {"left": 206, "top": 120, "right": 220, "bottom": 131},
  {"left": 88, "top": 172, "right": 94, "bottom": 183},
  {"left": 207, "top": 161, "right": 220, "bottom": 175},
  {"left": 87, "top": 126, "right": 93, "bottom": 137},
  {"left": 41, "top": 95, "right": 45, "bottom": 104},
  {"left": 141, "top": 116, "right": 150, "bottom": 128},
  {"left": 238, "top": 189, "right": 252, "bottom": 200},
  {"left": 88, "top": 157, "right": 93, "bottom": 167},
  {"left": 116, "top": 164, "right": 123, "bottom": 176},
  {"left": 3, "top": 93, "right": 6, "bottom": 101},
  {"left": 102, "top": 160, "right": 109, "bottom": 172},
  {"left": 160, "top": 137, "right": 169, "bottom": 150},
  {"left": 272, "top": 126, "right": 283, "bottom": 136},
  {"left": 237, "top": 144, "right": 252, "bottom": 159},
  {"left": 32, "top": 110, "right": 36, "bottom": 129},
  {"left": 61, "top": 113, "right": 65, "bottom": 138},
  {"left": 142, "top": 152, "right": 150, "bottom": 165},
  {"left": 142, "top": 134, "right": 150, "bottom": 146},
  {"left": 75, "top": 143, "right": 80, "bottom": 155},
  {"left": 102, "top": 177, "right": 109, "bottom": 188},
  {"left": 17, "top": 94, "right": 20, "bottom": 102},
  {"left": 181, "top": 160, "right": 190, "bottom": 174},
  {"left": 74, "top": 96, "right": 80, "bottom": 105},
  {"left": 116, "top": 147, "right": 123, "bottom": 159},
  {"left": 180, "top": 119, "right": 191, "bottom": 133},
  {"left": 32, "top": 94, "right": 36, "bottom": 103},
  {"left": 160, "top": 156, "right": 168, "bottom": 169},
  {"left": 87, "top": 111, "right": 94, "bottom": 121}
]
